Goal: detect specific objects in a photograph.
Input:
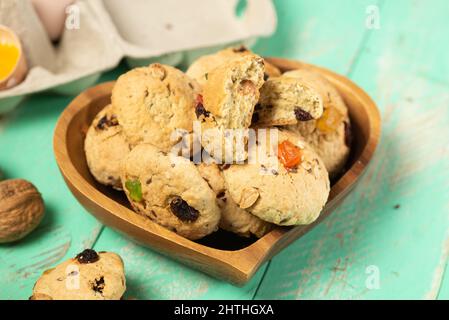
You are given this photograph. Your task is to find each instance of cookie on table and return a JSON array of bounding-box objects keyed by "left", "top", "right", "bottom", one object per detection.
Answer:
[
  {"left": 121, "top": 144, "right": 220, "bottom": 240},
  {"left": 84, "top": 104, "right": 131, "bottom": 190},
  {"left": 223, "top": 129, "right": 330, "bottom": 226},
  {"left": 253, "top": 76, "right": 324, "bottom": 126},
  {"left": 112, "top": 63, "right": 198, "bottom": 152},
  {"left": 186, "top": 46, "right": 280, "bottom": 87},
  {"left": 197, "top": 163, "right": 273, "bottom": 238},
  {"left": 30, "top": 249, "right": 126, "bottom": 300},
  {"left": 283, "top": 69, "right": 351, "bottom": 178}
]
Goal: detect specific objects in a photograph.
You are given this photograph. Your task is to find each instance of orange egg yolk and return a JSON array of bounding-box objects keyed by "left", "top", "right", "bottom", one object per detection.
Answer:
[{"left": 0, "top": 42, "right": 20, "bottom": 81}]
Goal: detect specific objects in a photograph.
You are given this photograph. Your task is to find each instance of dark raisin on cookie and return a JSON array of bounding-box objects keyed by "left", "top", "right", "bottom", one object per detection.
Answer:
[
  {"left": 169, "top": 196, "right": 200, "bottom": 222},
  {"left": 294, "top": 108, "right": 313, "bottom": 121},
  {"left": 96, "top": 114, "right": 119, "bottom": 130},
  {"left": 216, "top": 191, "right": 226, "bottom": 199},
  {"left": 92, "top": 276, "right": 105, "bottom": 294},
  {"left": 96, "top": 115, "right": 109, "bottom": 130},
  {"left": 219, "top": 163, "right": 231, "bottom": 170},
  {"left": 195, "top": 95, "right": 210, "bottom": 119},
  {"left": 263, "top": 73, "right": 269, "bottom": 81},
  {"left": 75, "top": 249, "right": 100, "bottom": 264},
  {"left": 252, "top": 112, "right": 260, "bottom": 123},
  {"left": 233, "top": 45, "right": 248, "bottom": 53},
  {"left": 195, "top": 103, "right": 210, "bottom": 120},
  {"left": 344, "top": 121, "right": 353, "bottom": 147}
]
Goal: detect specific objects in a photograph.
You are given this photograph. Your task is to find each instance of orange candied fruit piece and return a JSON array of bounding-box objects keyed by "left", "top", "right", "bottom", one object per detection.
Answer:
[{"left": 278, "top": 140, "right": 302, "bottom": 169}]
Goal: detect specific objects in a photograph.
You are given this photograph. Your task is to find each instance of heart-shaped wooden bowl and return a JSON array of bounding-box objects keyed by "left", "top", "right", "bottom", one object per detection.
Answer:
[{"left": 53, "top": 58, "right": 380, "bottom": 285}]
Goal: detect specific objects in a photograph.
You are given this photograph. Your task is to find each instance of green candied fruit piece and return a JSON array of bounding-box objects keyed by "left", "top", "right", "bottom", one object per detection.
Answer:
[{"left": 125, "top": 179, "right": 142, "bottom": 202}]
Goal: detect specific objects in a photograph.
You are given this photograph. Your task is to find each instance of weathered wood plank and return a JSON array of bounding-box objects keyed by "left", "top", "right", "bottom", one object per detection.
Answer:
[{"left": 255, "top": 0, "right": 449, "bottom": 299}]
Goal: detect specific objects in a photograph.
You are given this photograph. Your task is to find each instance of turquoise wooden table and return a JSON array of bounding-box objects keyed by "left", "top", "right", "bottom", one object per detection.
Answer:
[{"left": 1, "top": 0, "right": 449, "bottom": 300}]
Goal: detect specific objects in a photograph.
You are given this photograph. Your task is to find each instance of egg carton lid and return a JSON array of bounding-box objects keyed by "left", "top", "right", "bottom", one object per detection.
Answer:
[{"left": 0, "top": 0, "right": 276, "bottom": 99}]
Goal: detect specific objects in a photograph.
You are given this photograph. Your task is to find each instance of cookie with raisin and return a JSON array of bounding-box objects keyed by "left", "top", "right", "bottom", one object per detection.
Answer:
[
  {"left": 253, "top": 76, "right": 324, "bottom": 126},
  {"left": 30, "top": 249, "right": 126, "bottom": 300},
  {"left": 84, "top": 104, "right": 131, "bottom": 190},
  {"left": 121, "top": 144, "right": 220, "bottom": 240},
  {"left": 283, "top": 69, "right": 351, "bottom": 178},
  {"left": 222, "top": 129, "right": 330, "bottom": 226},
  {"left": 111, "top": 63, "right": 199, "bottom": 152}
]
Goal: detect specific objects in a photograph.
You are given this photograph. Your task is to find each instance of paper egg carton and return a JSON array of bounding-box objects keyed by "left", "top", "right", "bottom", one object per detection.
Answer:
[{"left": 0, "top": 0, "right": 276, "bottom": 113}]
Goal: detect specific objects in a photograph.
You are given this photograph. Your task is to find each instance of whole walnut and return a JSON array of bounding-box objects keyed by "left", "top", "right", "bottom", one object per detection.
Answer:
[{"left": 0, "top": 179, "right": 45, "bottom": 243}]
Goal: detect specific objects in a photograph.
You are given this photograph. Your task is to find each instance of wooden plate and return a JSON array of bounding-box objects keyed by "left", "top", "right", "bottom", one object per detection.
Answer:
[{"left": 53, "top": 58, "right": 381, "bottom": 285}]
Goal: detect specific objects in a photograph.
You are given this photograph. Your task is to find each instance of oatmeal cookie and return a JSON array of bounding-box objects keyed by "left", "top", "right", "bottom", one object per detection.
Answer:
[
  {"left": 283, "top": 69, "right": 351, "bottom": 178},
  {"left": 121, "top": 144, "right": 221, "bottom": 240},
  {"left": 253, "top": 76, "right": 323, "bottom": 126},
  {"left": 112, "top": 63, "right": 198, "bottom": 152},
  {"left": 84, "top": 104, "right": 131, "bottom": 190},
  {"left": 30, "top": 249, "right": 126, "bottom": 300},
  {"left": 223, "top": 129, "right": 330, "bottom": 226}
]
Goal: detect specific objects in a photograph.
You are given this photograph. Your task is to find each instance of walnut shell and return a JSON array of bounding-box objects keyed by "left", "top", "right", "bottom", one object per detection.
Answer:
[{"left": 0, "top": 179, "right": 45, "bottom": 243}]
